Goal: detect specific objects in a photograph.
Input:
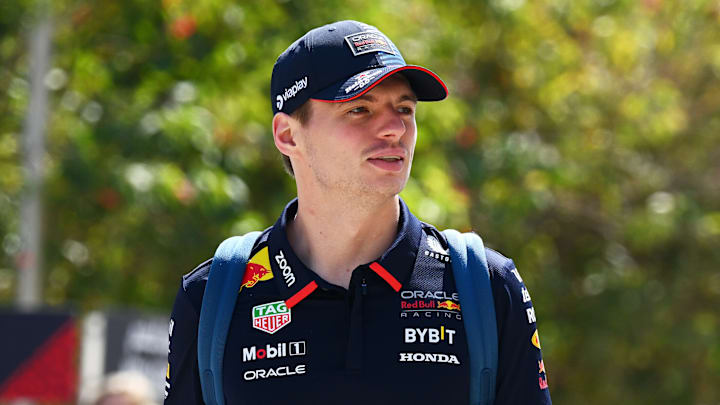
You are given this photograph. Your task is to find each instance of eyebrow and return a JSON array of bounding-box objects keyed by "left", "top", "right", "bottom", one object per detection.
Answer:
[{"left": 351, "top": 93, "right": 418, "bottom": 104}]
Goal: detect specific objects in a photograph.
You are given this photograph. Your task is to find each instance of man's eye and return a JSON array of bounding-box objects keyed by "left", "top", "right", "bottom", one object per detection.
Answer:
[
  {"left": 349, "top": 106, "right": 368, "bottom": 114},
  {"left": 398, "top": 106, "right": 414, "bottom": 114}
]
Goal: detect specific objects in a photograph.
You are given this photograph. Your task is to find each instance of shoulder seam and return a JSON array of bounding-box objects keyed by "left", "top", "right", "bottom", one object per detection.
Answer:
[{"left": 182, "top": 258, "right": 212, "bottom": 291}]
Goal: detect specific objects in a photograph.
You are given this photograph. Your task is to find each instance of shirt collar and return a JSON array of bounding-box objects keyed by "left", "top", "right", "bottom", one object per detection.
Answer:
[{"left": 267, "top": 197, "right": 423, "bottom": 302}]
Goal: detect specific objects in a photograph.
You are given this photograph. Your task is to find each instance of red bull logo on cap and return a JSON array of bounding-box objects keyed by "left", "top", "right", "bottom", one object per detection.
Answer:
[{"left": 240, "top": 247, "right": 274, "bottom": 291}]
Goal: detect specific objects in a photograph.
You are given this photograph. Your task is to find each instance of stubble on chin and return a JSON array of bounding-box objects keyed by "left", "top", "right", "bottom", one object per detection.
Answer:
[{"left": 303, "top": 142, "right": 412, "bottom": 206}]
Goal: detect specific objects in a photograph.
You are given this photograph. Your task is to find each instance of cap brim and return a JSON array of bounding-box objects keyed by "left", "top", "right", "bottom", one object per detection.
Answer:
[{"left": 312, "top": 65, "right": 448, "bottom": 103}]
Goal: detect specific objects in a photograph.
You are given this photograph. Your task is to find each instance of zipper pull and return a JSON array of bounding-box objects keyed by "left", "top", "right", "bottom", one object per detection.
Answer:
[{"left": 361, "top": 278, "right": 367, "bottom": 296}]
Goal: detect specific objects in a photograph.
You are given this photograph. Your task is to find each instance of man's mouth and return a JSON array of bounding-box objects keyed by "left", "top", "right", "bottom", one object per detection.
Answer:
[
  {"left": 371, "top": 156, "right": 403, "bottom": 162},
  {"left": 367, "top": 154, "right": 405, "bottom": 172}
]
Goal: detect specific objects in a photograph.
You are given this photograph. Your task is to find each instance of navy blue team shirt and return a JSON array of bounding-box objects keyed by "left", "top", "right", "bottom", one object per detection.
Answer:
[{"left": 165, "top": 198, "right": 552, "bottom": 404}]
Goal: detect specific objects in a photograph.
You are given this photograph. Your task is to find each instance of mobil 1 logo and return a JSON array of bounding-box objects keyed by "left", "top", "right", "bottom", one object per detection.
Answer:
[{"left": 243, "top": 341, "right": 306, "bottom": 362}]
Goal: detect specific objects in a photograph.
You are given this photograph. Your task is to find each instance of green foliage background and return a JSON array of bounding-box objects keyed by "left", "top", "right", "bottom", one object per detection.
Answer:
[{"left": 2, "top": 0, "right": 720, "bottom": 403}]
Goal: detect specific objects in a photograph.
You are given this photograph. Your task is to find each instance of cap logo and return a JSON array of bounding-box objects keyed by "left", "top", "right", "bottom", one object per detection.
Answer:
[
  {"left": 276, "top": 76, "right": 308, "bottom": 111},
  {"left": 344, "top": 31, "right": 396, "bottom": 56},
  {"left": 345, "top": 70, "right": 384, "bottom": 94}
]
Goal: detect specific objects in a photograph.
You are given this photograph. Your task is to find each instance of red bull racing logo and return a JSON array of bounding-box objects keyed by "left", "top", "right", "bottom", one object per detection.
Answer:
[
  {"left": 400, "top": 291, "right": 463, "bottom": 321},
  {"left": 240, "top": 247, "right": 274, "bottom": 291}
]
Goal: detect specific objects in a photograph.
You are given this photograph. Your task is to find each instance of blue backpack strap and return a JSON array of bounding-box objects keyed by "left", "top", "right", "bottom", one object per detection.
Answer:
[
  {"left": 443, "top": 229, "right": 498, "bottom": 405},
  {"left": 198, "top": 231, "right": 261, "bottom": 405}
]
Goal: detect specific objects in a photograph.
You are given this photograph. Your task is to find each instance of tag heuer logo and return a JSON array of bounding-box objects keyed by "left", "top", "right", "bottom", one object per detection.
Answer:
[{"left": 252, "top": 301, "right": 291, "bottom": 334}]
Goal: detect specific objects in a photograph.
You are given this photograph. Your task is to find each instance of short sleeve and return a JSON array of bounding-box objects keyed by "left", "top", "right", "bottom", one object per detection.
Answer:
[{"left": 487, "top": 250, "right": 552, "bottom": 404}]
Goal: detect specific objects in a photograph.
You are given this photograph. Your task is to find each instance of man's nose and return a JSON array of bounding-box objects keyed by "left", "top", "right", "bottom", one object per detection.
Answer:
[{"left": 377, "top": 108, "right": 407, "bottom": 139}]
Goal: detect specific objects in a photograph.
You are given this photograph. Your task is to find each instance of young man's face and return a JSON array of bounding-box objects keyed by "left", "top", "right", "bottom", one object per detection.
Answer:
[{"left": 293, "top": 74, "right": 418, "bottom": 198}]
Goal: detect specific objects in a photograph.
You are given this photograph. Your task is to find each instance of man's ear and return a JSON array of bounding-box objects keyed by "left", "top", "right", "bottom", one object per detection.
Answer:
[{"left": 272, "top": 112, "right": 298, "bottom": 157}]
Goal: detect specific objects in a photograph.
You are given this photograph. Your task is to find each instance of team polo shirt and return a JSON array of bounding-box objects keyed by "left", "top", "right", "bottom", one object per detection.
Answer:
[{"left": 165, "top": 198, "right": 552, "bottom": 405}]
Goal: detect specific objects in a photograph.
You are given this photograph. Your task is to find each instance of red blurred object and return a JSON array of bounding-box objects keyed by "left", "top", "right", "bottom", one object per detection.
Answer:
[
  {"left": 97, "top": 187, "right": 121, "bottom": 210},
  {"left": 0, "top": 315, "right": 78, "bottom": 402},
  {"left": 456, "top": 125, "right": 478, "bottom": 148},
  {"left": 170, "top": 15, "right": 197, "bottom": 39}
]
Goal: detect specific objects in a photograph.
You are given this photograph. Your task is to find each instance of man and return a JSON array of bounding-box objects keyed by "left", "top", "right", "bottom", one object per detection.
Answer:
[{"left": 165, "top": 20, "right": 551, "bottom": 404}]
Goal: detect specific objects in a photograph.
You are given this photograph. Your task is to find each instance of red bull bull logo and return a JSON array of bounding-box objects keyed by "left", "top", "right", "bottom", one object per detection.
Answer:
[
  {"left": 240, "top": 247, "right": 274, "bottom": 291},
  {"left": 437, "top": 300, "right": 461, "bottom": 311}
]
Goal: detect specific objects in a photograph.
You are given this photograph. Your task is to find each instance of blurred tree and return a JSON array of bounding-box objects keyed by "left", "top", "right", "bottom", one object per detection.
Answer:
[{"left": 1, "top": 0, "right": 719, "bottom": 403}]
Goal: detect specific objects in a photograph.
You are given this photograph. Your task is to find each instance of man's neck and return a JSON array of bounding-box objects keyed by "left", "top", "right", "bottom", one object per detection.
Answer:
[{"left": 286, "top": 192, "right": 400, "bottom": 289}]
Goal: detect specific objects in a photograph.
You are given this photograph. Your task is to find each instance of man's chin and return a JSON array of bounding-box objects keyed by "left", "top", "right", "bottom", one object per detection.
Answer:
[{"left": 363, "top": 177, "right": 408, "bottom": 197}]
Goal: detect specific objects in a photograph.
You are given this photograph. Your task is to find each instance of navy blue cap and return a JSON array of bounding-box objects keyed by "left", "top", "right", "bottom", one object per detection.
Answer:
[{"left": 271, "top": 20, "right": 448, "bottom": 115}]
